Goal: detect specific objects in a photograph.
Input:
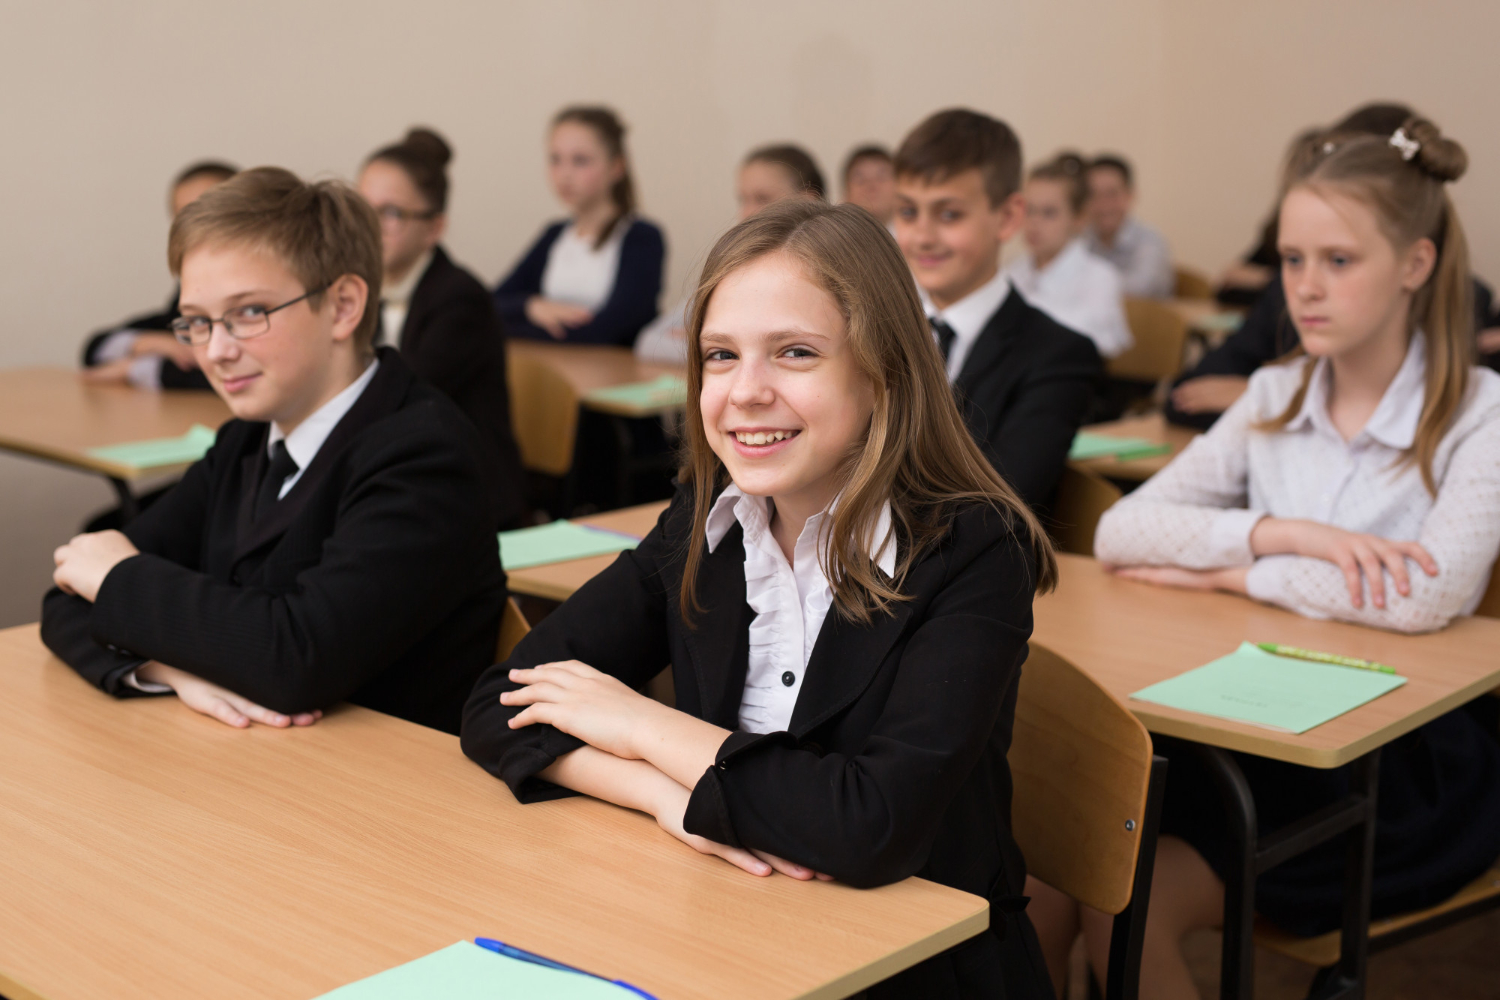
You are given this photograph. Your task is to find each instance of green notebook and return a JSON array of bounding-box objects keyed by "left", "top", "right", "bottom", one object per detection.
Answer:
[
  {"left": 1193, "top": 311, "right": 1245, "bottom": 334},
  {"left": 1068, "top": 432, "right": 1172, "bottom": 462},
  {"left": 86, "top": 423, "right": 218, "bottom": 469},
  {"left": 1130, "top": 641, "right": 1406, "bottom": 734},
  {"left": 584, "top": 374, "right": 687, "bottom": 411},
  {"left": 498, "top": 520, "right": 641, "bottom": 570},
  {"left": 315, "top": 941, "right": 637, "bottom": 998}
]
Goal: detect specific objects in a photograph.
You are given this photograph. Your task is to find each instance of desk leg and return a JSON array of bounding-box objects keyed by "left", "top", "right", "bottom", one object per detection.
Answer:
[
  {"left": 108, "top": 477, "right": 140, "bottom": 524},
  {"left": 1314, "top": 749, "right": 1380, "bottom": 1000},
  {"left": 1196, "top": 747, "right": 1258, "bottom": 1000},
  {"left": 609, "top": 415, "right": 635, "bottom": 508}
]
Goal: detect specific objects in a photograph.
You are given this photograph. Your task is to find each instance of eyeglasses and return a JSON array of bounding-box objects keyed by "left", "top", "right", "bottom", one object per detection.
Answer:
[
  {"left": 169, "top": 285, "right": 328, "bottom": 346},
  {"left": 374, "top": 204, "right": 439, "bottom": 225}
]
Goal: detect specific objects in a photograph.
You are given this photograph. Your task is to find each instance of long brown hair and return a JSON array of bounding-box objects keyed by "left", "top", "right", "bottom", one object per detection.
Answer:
[
  {"left": 552, "top": 105, "right": 636, "bottom": 249},
  {"left": 1263, "top": 116, "right": 1471, "bottom": 495},
  {"left": 678, "top": 200, "right": 1056, "bottom": 625}
]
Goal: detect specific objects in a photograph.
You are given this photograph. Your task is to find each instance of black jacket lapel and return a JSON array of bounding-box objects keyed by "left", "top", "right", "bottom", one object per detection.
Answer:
[
  {"left": 230, "top": 348, "right": 415, "bottom": 567},
  {"left": 680, "top": 525, "right": 753, "bottom": 730},
  {"left": 788, "top": 581, "right": 916, "bottom": 735},
  {"left": 954, "top": 290, "right": 1027, "bottom": 396}
]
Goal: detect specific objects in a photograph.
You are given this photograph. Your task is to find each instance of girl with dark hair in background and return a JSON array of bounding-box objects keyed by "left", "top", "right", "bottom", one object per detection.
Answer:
[
  {"left": 359, "top": 127, "right": 527, "bottom": 528},
  {"left": 494, "top": 106, "right": 665, "bottom": 346}
]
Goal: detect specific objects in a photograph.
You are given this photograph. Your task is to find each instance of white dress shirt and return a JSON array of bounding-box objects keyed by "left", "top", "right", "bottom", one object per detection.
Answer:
[
  {"left": 1085, "top": 216, "right": 1174, "bottom": 299},
  {"left": 920, "top": 267, "right": 1011, "bottom": 382},
  {"left": 380, "top": 249, "right": 432, "bottom": 349},
  {"left": 705, "top": 485, "right": 897, "bottom": 734},
  {"left": 1004, "top": 238, "right": 1133, "bottom": 358},
  {"left": 540, "top": 220, "right": 628, "bottom": 313},
  {"left": 1095, "top": 333, "right": 1500, "bottom": 633}
]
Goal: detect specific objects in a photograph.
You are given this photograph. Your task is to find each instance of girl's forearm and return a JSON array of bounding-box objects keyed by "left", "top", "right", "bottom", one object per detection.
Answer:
[
  {"left": 539, "top": 745, "right": 684, "bottom": 817},
  {"left": 632, "top": 702, "right": 735, "bottom": 791}
]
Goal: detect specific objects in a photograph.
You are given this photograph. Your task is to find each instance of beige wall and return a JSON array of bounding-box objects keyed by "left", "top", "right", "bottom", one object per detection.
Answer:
[{"left": 2, "top": 0, "right": 1498, "bottom": 624}]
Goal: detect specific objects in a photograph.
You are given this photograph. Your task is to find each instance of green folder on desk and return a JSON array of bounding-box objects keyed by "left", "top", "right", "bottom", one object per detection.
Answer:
[
  {"left": 1130, "top": 641, "right": 1406, "bottom": 734},
  {"left": 1068, "top": 431, "right": 1172, "bottom": 462},
  {"left": 499, "top": 520, "right": 640, "bottom": 570},
  {"left": 86, "top": 424, "right": 218, "bottom": 470},
  {"left": 584, "top": 374, "right": 688, "bottom": 411},
  {"left": 315, "top": 941, "right": 638, "bottom": 998}
]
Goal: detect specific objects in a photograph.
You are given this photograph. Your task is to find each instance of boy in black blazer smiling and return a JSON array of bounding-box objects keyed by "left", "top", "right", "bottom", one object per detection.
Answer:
[
  {"left": 44, "top": 168, "right": 505, "bottom": 735},
  {"left": 893, "top": 109, "right": 1102, "bottom": 512}
]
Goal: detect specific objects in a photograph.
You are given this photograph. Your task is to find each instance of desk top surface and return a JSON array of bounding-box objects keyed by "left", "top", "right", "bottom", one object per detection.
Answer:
[
  {"left": 507, "top": 340, "right": 685, "bottom": 417},
  {"left": 0, "top": 367, "right": 229, "bottom": 480},
  {"left": 1071, "top": 412, "right": 1198, "bottom": 482},
  {"left": 0, "top": 623, "right": 985, "bottom": 1000},
  {"left": 1035, "top": 554, "right": 1500, "bottom": 767},
  {"left": 505, "top": 501, "right": 670, "bottom": 601}
]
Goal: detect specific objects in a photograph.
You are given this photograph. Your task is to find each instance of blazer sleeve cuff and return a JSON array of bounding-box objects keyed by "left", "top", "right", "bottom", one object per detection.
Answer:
[
  {"left": 499, "top": 730, "right": 589, "bottom": 804},
  {"left": 682, "top": 729, "right": 796, "bottom": 846}
]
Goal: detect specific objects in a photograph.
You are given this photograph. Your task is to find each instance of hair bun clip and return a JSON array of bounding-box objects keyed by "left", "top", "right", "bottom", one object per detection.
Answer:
[
  {"left": 1389, "top": 128, "right": 1421, "bottom": 161},
  {"left": 1321, "top": 141, "right": 1337, "bottom": 155}
]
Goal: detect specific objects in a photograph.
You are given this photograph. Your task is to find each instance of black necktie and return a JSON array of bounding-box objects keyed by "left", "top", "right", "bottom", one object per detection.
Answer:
[
  {"left": 930, "top": 316, "right": 958, "bottom": 363},
  {"left": 255, "top": 440, "right": 299, "bottom": 520}
]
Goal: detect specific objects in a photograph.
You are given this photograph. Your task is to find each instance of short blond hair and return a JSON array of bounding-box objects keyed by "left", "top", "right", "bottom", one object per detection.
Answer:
[{"left": 168, "top": 166, "right": 383, "bottom": 351}]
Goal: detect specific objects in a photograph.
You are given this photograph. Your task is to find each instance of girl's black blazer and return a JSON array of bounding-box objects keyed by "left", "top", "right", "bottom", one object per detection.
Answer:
[{"left": 462, "top": 488, "right": 1053, "bottom": 999}]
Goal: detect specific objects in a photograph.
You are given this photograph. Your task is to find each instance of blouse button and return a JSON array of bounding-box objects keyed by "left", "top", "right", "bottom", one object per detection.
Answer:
[{"left": 781, "top": 671, "right": 796, "bottom": 687}]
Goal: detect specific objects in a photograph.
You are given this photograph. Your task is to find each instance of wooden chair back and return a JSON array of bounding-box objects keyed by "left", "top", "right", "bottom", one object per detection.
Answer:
[
  {"left": 1173, "top": 266, "right": 1215, "bottom": 300},
  {"left": 495, "top": 597, "right": 531, "bottom": 662},
  {"left": 1051, "top": 465, "right": 1124, "bottom": 556},
  {"left": 507, "top": 349, "right": 580, "bottom": 477},
  {"left": 1011, "top": 644, "right": 1155, "bottom": 915},
  {"left": 1475, "top": 560, "right": 1500, "bottom": 619},
  {"left": 1109, "top": 298, "right": 1191, "bottom": 383}
]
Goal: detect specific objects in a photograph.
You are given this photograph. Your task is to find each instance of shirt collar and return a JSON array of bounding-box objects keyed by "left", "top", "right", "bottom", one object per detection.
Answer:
[
  {"left": 267, "top": 358, "right": 380, "bottom": 469},
  {"left": 383, "top": 249, "right": 433, "bottom": 307},
  {"left": 1284, "top": 331, "right": 1427, "bottom": 449},
  {"left": 920, "top": 266, "right": 1009, "bottom": 347},
  {"left": 704, "top": 484, "right": 898, "bottom": 577}
]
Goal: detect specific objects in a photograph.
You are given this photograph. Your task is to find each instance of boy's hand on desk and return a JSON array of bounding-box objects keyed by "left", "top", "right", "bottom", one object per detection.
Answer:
[
  {"left": 1250, "top": 518, "right": 1437, "bottom": 610},
  {"left": 502, "top": 659, "right": 657, "bottom": 759},
  {"left": 136, "top": 662, "right": 323, "bottom": 729},
  {"left": 52, "top": 530, "right": 140, "bottom": 602},
  {"left": 1109, "top": 564, "right": 1249, "bottom": 595}
]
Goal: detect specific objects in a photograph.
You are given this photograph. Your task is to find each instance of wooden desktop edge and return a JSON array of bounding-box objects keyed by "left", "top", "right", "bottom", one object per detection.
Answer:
[
  {"left": 795, "top": 904, "right": 991, "bottom": 1000},
  {"left": 0, "top": 969, "right": 46, "bottom": 1000},
  {"left": 0, "top": 433, "right": 177, "bottom": 482}
]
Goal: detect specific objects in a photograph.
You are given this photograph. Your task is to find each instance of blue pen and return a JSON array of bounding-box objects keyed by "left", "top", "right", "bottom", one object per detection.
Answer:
[{"left": 474, "top": 937, "right": 659, "bottom": 1000}]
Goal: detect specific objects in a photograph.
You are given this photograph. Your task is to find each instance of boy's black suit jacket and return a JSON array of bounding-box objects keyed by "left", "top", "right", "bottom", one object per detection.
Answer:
[
  {"left": 953, "top": 290, "right": 1103, "bottom": 512},
  {"left": 386, "top": 246, "right": 527, "bottom": 528},
  {"left": 41, "top": 349, "right": 506, "bottom": 735},
  {"left": 462, "top": 489, "right": 1051, "bottom": 999}
]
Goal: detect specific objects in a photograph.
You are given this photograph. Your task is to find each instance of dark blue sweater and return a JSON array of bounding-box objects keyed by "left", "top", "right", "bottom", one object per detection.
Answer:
[{"left": 493, "top": 218, "right": 665, "bottom": 346}]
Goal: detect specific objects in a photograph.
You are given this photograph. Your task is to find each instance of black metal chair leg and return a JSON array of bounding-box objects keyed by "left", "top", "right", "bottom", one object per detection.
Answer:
[{"left": 1194, "top": 746, "right": 1258, "bottom": 1000}]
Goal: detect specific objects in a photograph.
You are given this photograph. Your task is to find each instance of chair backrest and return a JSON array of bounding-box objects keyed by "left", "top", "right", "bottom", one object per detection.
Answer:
[
  {"left": 1173, "top": 266, "right": 1215, "bottom": 300},
  {"left": 1011, "top": 643, "right": 1155, "bottom": 915},
  {"left": 1050, "top": 465, "right": 1124, "bottom": 556},
  {"left": 495, "top": 597, "right": 531, "bottom": 662},
  {"left": 1475, "top": 560, "right": 1500, "bottom": 619},
  {"left": 1109, "top": 298, "right": 1191, "bottom": 383},
  {"left": 507, "top": 349, "right": 580, "bottom": 477}
]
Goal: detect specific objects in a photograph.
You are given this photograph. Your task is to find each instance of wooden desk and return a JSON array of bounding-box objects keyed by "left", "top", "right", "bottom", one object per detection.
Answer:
[
  {"left": 1069, "top": 412, "right": 1198, "bottom": 483},
  {"left": 1035, "top": 554, "right": 1500, "bottom": 768},
  {"left": 1168, "top": 298, "right": 1244, "bottom": 348},
  {"left": 506, "top": 501, "right": 669, "bottom": 602},
  {"left": 1035, "top": 554, "right": 1500, "bottom": 998},
  {"left": 0, "top": 367, "right": 229, "bottom": 515},
  {"left": 0, "top": 623, "right": 986, "bottom": 1000},
  {"left": 508, "top": 340, "right": 685, "bottom": 419}
]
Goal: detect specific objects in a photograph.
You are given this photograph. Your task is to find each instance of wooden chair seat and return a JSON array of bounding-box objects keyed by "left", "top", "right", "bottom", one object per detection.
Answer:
[
  {"left": 1255, "top": 862, "right": 1500, "bottom": 967},
  {"left": 507, "top": 349, "right": 581, "bottom": 478},
  {"left": 1173, "top": 266, "right": 1216, "bottom": 301},
  {"left": 495, "top": 597, "right": 531, "bottom": 662},
  {"left": 1110, "top": 299, "right": 1191, "bottom": 384}
]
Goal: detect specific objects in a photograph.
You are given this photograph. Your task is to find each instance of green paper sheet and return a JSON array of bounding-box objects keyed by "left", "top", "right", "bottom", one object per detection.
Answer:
[
  {"left": 1130, "top": 641, "right": 1406, "bottom": 734},
  {"left": 499, "top": 520, "right": 640, "bottom": 570},
  {"left": 1068, "top": 431, "right": 1172, "bottom": 462},
  {"left": 1192, "top": 311, "right": 1245, "bottom": 333},
  {"left": 314, "top": 941, "right": 638, "bottom": 999},
  {"left": 86, "top": 423, "right": 217, "bottom": 469},
  {"left": 584, "top": 374, "right": 687, "bottom": 411}
]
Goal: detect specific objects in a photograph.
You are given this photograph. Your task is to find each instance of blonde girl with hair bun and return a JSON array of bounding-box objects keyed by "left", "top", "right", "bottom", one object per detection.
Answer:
[{"left": 465, "top": 200, "right": 1058, "bottom": 999}]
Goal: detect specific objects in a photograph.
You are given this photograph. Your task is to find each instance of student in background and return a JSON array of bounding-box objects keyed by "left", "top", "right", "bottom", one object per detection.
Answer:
[
  {"left": 463, "top": 200, "right": 1057, "bottom": 1000},
  {"left": 634, "top": 143, "right": 826, "bottom": 365},
  {"left": 840, "top": 144, "right": 896, "bottom": 227},
  {"left": 82, "top": 160, "right": 237, "bottom": 390},
  {"left": 1004, "top": 152, "right": 1132, "bottom": 359},
  {"left": 1084, "top": 154, "right": 1174, "bottom": 298},
  {"left": 358, "top": 127, "right": 527, "bottom": 529},
  {"left": 893, "top": 108, "right": 1102, "bottom": 512},
  {"left": 493, "top": 106, "right": 664, "bottom": 346},
  {"left": 1067, "top": 119, "right": 1500, "bottom": 998},
  {"left": 43, "top": 168, "right": 506, "bottom": 736},
  {"left": 1167, "top": 102, "right": 1498, "bottom": 429}
]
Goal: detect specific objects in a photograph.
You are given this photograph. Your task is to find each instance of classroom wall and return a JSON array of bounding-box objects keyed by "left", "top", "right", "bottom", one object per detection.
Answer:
[{"left": 2, "top": 0, "right": 1498, "bottom": 626}]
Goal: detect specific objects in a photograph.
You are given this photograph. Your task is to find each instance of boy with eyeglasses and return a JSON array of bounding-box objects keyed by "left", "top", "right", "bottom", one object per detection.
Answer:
[{"left": 43, "top": 167, "right": 506, "bottom": 735}]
